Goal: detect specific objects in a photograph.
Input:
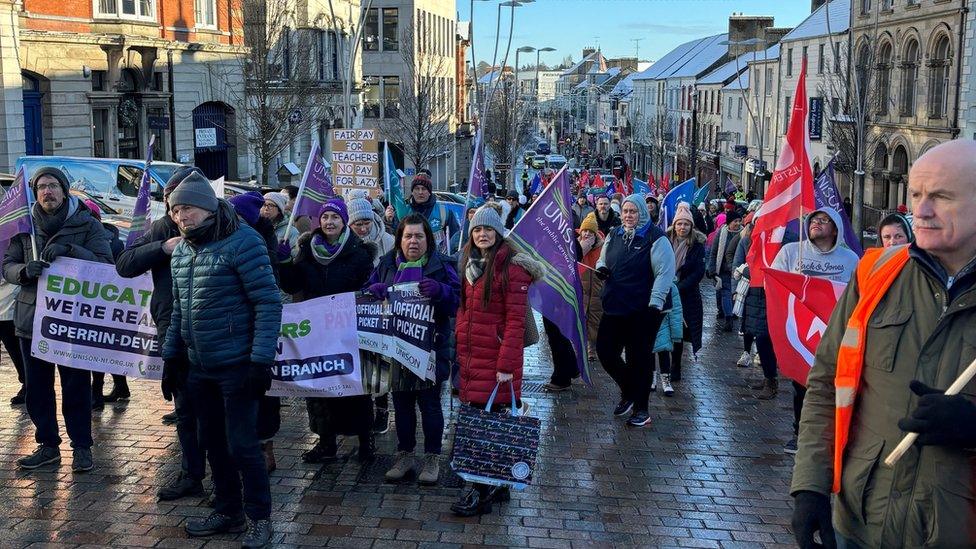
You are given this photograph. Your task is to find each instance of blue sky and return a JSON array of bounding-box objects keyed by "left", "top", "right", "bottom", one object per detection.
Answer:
[{"left": 459, "top": 0, "right": 813, "bottom": 68}]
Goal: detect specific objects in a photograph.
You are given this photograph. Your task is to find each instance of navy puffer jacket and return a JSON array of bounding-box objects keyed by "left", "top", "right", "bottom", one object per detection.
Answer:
[{"left": 163, "top": 203, "right": 282, "bottom": 369}]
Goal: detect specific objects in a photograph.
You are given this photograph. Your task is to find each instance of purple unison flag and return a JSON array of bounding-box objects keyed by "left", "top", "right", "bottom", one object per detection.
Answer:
[
  {"left": 813, "top": 160, "right": 862, "bottom": 256},
  {"left": 126, "top": 135, "right": 156, "bottom": 247},
  {"left": 295, "top": 141, "right": 335, "bottom": 218},
  {"left": 507, "top": 168, "right": 590, "bottom": 384},
  {"left": 0, "top": 166, "right": 33, "bottom": 242}
]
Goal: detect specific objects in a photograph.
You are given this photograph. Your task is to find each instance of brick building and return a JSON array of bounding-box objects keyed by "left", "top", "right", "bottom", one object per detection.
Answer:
[{"left": 1, "top": 0, "right": 249, "bottom": 178}]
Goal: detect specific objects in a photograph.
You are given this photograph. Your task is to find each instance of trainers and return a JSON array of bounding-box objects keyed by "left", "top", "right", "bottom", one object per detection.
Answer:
[
  {"left": 72, "top": 447, "right": 94, "bottom": 472},
  {"left": 241, "top": 518, "right": 273, "bottom": 548},
  {"left": 627, "top": 411, "right": 651, "bottom": 427},
  {"left": 651, "top": 371, "right": 659, "bottom": 392},
  {"left": 661, "top": 374, "right": 674, "bottom": 397},
  {"left": 16, "top": 445, "right": 60, "bottom": 470},
  {"left": 417, "top": 454, "right": 440, "bottom": 486},
  {"left": 613, "top": 399, "right": 633, "bottom": 417},
  {"left": 158, "top": 473, "right": 205, "bottom": 501},
  {"left": 385, "top": 451, "right": 416, "bottom": 482},
  {"left": 736, "top": 351, "right": 752, "bottom": 368},
  {"left": 9, "top": 386, "right": 25, "bottom": 406},
  {"left": 185, "top": 511, "right": 246, "bottom": 537},
  {"left": 161, "top": 411, "right": 178, "bottom": 425},
  {"left": 372, "top": 407, "right": 390, "bottom": 434},
  {"left": 784, "top": 437, "right": 798, "bottom": 455}
]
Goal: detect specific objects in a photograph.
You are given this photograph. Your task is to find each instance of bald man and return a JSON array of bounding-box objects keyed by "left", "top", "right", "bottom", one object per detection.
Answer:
[{"left": 790, "top": 140, "right": 976, "bottom": 548}]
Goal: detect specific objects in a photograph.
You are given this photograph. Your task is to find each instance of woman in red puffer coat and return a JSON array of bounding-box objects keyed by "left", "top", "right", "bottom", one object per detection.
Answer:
[{"left": 452, "top": 205, "right": 541, "bottom": 518}]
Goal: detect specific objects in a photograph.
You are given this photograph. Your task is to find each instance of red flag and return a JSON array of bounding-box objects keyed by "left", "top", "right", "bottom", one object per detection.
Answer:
[
  {"left": 593, "top": 173, "right": 605, "bottom": 188},
  {"left": 764, "top": 269, "right": 846, "bottom": 386},
  {"left": 746, "top": 56, "right": 816, "bottom": 288}
]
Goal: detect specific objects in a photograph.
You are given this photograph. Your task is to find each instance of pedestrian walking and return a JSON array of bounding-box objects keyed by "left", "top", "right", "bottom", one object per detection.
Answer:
[
  {"left": 364, "top": 213, "right": 459, "bottom": 485},
  {"left": 162, "top": 173, "right": 282, "bottom": 547},
  {"left": 666, "top": 203, "right": 705, "bottom": 382},
  {"left": 3, "top": 167, "right": 113, "bottom": 472},
  {"left": 278, "top": 199, "right": 378, "bottom": 463},
  {"left": 651, "top": 283, "right": 682, "bottom": 396},
  {"left": 595, "top": 194, "right": 676, "bottom": 427},
  {"left": 707, "top": 210, "right": 742, "bottom": 331},
  {"left": 877, "top": 212, "right": 914, "bottom": 248},
  {"left": 452, "top": 206, "right": 541, "bottom": 517},
  {"left": 593, "top": 195, "right": 620, "bottom": 235},
  {"left": 771, "top": 207, "right": 858, "bottom": 453},
  {"left": 791, "top": 139, "right": 976, "bottom": 548},
  {"left": 84, "top": 199, "right": 130, "bottom": 410}
]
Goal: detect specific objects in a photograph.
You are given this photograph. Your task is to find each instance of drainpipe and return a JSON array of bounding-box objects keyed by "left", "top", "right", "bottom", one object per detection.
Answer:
[
  {"left": 167, "top": 48, "right": 178, "bottom": 162},
  {"left": 952, "top": 1, "right": 968, "bottom": 137}
]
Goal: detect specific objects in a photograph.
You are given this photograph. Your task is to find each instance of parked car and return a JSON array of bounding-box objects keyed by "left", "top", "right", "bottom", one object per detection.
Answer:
[{"left": 16, "top": 156, "right": 187, "bottom": 221}]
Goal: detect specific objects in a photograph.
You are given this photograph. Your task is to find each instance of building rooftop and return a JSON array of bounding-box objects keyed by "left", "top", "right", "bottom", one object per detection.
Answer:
[{"left": 782, "top": 0, "right": 850, "bottom": 42}]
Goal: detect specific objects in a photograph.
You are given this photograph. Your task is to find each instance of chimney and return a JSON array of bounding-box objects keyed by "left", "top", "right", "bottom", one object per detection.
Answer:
[
  {"left": 727, "top": 15, "right": 776, "bottom": 56},
  {"left": 812, "top": 0, "right": 827, "bottom": 12}
]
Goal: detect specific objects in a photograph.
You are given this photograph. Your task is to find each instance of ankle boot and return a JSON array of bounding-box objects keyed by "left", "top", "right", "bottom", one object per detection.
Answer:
[{"left": 755, "top": 378, "right": 778, "bottom": 400}]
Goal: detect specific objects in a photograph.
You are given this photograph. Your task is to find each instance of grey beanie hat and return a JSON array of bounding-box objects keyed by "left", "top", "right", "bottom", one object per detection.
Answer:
[
  {"left": 347, "top": 198, "right": 374, "bottom": 224},
  {"left": 168, "top": 171, "right": 218, "bottom": 212},
  {"left": 469, "top": 205, "right": 507, "bottom": 237}
]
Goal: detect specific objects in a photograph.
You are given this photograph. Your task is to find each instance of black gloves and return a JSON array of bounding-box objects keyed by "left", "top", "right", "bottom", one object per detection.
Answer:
[
  {"left": 161, "top": 356, "right": 188, "bottom": 401},
  {"left": 23, "top": 260, "right": 49, "bottom": 280},
  {"left": 897, "top": 380, "right": 976, "bottom": 448},
  {"left": 40, "top": 243, "right": 70, "bottom": 263},
  {"left": 246, "top": 363, "right": 272, "bottom": 399},
  {"left": 791, "top": 491, "right": 836, "bottom": 549},
  {"left": 595, "top": 266, "right": 611, "bottom": 281}
]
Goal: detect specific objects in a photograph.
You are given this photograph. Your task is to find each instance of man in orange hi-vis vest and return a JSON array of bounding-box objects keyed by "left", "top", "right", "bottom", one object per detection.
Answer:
[{"left": 790, "top": 140, "right": 976, "bottom": 549}]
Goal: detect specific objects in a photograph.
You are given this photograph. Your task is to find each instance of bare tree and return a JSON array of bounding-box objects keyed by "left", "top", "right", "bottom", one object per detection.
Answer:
[
  {"left": 482, "top": 78, "right": 533, "bottom": 189},
  {"left": 221, "top": 0, "right": 347, "bottom": 185},
  {"left": 383, "top": 24, "right": 452, "bottom": 173}
]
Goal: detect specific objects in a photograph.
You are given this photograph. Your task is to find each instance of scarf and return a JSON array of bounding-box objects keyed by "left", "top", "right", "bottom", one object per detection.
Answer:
[
  {"left": 394, "top": 254, "right": 427, "bottom": 284},
  {"left": 465, "top": 248, "right": 487, "bottom": 286},
  {"left": 715, "top": 225, "right": 730, "bottom": 274},
  {"left": 670, "top": 233, "right": 691, "bottom": 272},
  {"left": 310, "top": 228, "right": 349, "bottom": 265},
  {"left": 33, "top": 199, "right": 70, "bottom": 237}
]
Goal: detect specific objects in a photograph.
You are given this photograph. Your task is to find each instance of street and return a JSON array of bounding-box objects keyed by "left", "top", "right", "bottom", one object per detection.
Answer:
[{"left": 0, "top": 294, "right": 798, "bottom": 548}]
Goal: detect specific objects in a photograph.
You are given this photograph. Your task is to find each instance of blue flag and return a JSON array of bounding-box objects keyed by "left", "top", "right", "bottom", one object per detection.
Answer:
[
  {"left": 529, "top": 173, "right": 542, "bottom": 195},
  {"left": 660, "top": 177, "right": 697, "bottom": 229},
  {"left": 632, "top": 178, "right": 651, "bottom": 195},
  {"left": 508, "top": 168, "right": 590, "bottom": 384}
]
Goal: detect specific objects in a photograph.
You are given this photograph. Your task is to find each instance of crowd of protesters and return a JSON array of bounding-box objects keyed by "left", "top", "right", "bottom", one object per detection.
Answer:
[{"left": 3, "top": 139, "right": 976, "bottom": 549}]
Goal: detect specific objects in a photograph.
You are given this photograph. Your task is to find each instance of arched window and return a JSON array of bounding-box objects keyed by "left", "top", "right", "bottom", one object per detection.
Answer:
[
  {"left": 928, "top": 35, "right": 951, "bottom": 119},
  {"left": 877, "top": 43, "right": 892, "bottom": 115},
  {"left": 899, "top": 39, "right": 919, "bottom": 115}
]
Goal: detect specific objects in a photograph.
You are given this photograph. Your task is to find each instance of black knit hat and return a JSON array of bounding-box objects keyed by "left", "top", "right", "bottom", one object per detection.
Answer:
[{"left": 30, "top": 167, "right": 70, "bottom": 196}]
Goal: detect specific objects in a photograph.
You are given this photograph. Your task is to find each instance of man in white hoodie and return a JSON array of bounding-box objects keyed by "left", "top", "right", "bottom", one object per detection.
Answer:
[{"left": 771, "top": 206, "right": 859, "bottom": 453}]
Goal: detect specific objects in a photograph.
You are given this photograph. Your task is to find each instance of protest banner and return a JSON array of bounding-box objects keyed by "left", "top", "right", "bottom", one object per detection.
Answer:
[
  {"left": 388, "top": 283, "right": 436, "bottom": 382},
  {"left": 31, "top": 258, "right": 161, "bottom": 379},
  {"left": 269, "top": 292, "right": 364, "bottom": 398},
  {"left": 330, "top": 128, "right": 379, "bottom": 194}
]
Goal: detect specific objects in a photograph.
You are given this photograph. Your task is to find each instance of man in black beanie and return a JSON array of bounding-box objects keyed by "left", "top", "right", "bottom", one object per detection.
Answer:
[{"left": 2, "top": 167, "right": 113, "bottom": 472}]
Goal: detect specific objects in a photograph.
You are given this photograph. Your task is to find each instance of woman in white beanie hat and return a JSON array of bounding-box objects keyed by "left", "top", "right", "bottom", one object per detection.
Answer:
[
  {"left": 348, "top": 198, "right": 394, "bottom": 267},
  {"left": 260, "top": 192, "right": 300, "bottom": 251}
]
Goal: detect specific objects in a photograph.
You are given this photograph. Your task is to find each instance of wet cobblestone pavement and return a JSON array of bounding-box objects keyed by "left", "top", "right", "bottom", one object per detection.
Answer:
[{"left": 0, "top": 295, "right": 798, "bottom": 548}]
